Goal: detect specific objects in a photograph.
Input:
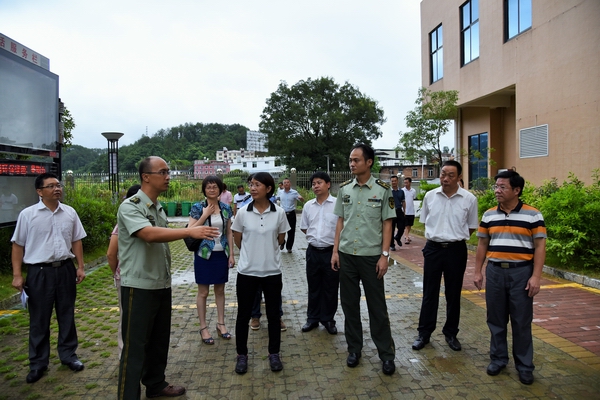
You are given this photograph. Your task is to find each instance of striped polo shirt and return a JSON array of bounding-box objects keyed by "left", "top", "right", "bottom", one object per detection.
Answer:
[{"left": 477, "top": 200, "right": 547, "bottom": 262}]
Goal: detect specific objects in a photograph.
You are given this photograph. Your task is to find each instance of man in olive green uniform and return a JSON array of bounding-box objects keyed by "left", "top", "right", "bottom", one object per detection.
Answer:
[
  {"left": 117, "top": 156, "right": 218, "bottom": 400},
  {"left": 331, "top": 143, "right": 397, "bottom": 376}
]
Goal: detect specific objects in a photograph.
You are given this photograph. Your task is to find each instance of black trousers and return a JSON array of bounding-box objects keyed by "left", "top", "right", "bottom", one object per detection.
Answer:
[
  {"left": 417, "top": 241, "right": 467, "bottom": 338},
  {"left": 305, "top": 246, "right": 339, "bottom": 323},
  {"left": 236, "top": 273, "right": 283, "bottom": 355},
  {"left": 25, "top": 260, "right": 78, "bottom": 369},
  {"left": 118, "top": 287, "right": 172, "bottom": 400},
  {"left": 390, "top": 209, "right": 405, "bottom": 245},
  {"left": 284, "top": 211, "right": 296, "bottom": 250}
]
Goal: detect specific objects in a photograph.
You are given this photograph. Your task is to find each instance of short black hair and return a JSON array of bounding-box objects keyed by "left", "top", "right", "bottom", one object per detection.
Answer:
[
  {"left": 35, "top": 173, "right": 59, "bottom": 189},
  {"left": 138, "top": 157, "right": 153, "bottom": 181},
  {"left": 251, "top": 172, "right": 275, "bottom": 198},
  {"left": 494, "top": 170, "right": 525, "bottom": 197},
  {"left": 404, "top": 177, "right": 412, "bottom": 183},
  {"left": 309, "top": 171, "right": 331, "bottom": 185},
  {"left": 126, "top": 184, "right": 141, "bottom": 198},
  {"left": 442, "top": 160, "right": 463, "bottom": 176},
  {"left": 202, "top": 175, "right": 224, "bottom": 196},
  {"left": 351, "top": 143, "right": 375, "bottom": 166}
]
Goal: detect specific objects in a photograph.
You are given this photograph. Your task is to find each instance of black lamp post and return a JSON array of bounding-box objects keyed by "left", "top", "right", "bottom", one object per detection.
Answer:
[{"left": 101, "top": 131, "right": 124, "bottom": 201}]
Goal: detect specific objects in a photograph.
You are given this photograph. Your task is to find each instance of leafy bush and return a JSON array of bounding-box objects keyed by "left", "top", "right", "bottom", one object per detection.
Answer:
[{"left": 417, "top": 180, "right": 440, "bottom": 200}]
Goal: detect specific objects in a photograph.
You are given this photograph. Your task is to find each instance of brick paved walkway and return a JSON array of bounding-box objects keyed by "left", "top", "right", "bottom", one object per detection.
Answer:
[{"left": 0, "top": 221, "right": 599, "bottom": 399}]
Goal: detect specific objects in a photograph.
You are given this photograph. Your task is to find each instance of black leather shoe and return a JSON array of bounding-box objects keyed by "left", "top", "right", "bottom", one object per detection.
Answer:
[
  {"left": 382, "top": 360, "right": 396, "bottom": 375},
  {"left": 412, "top": 336, "right": 430, "bottom": 350},
  {"left": 322, "top": 321, "right": 337, "bottom": 335},
  {"left": 394, "top": 236, "right": 403, "bottom": 247},
  {"left": 62, "top": 360, "right": 84, "bottom": 372},
  {"left": 346, "top": 353, "right": 360, "bottom": 368},
  {"left": 518, "top": 370, "right": 534, "bottom": 385},
  {"left": 235, "top": 354, "right": 248, "bottom": 375},
  {"left": 486, "top": 363, "right": 506, "bottom": 376},
  {"left": 390, "top": 246, "right": 396, "bottom": 251},
  {"left": 301, "top": 321, "right": 319, "bottom": 332},
  {"left": 26, "top": 366, "right": 47, "bottom": 384},
  {"left": 445, "top": 335, "right": 462, "bottom": 351}
]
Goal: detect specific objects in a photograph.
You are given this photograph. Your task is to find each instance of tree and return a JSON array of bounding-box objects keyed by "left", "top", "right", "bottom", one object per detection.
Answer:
[
  {"left": 259, "top": 77, "right": 386, "bottom": 171},
  {"left": 61, "top": 106, "right": 76, "bottom": 147},
  {"left": 398, "top": 87, "right": 458, "bottom": 166}
]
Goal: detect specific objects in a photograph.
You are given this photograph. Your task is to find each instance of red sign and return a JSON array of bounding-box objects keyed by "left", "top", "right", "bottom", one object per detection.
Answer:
[{"left": 0, "top": 162, "right": 49, "bottom": 176}]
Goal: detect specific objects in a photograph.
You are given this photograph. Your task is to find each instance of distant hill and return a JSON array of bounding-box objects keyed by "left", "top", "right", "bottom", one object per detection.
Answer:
[{"left": 62, "top": 122, "right": 250, "bottom": 173}]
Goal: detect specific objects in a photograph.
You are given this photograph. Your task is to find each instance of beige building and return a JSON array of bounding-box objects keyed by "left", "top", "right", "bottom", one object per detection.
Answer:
[{"left": 420, "top": 0, "right": 600, "bottom": 187}]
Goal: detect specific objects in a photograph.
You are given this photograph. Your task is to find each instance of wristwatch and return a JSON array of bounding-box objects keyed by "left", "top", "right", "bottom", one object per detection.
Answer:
[{"left": 381, "top": 251, "right": 389, "bottom": 257}]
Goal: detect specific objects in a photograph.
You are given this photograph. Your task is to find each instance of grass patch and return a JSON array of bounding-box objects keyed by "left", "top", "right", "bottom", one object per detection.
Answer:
[{"left": 85, "top": 383, "right": 98, "bottom": 389}]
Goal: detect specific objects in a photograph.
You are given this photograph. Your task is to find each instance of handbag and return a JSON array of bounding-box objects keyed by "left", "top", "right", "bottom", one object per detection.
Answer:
[{"left": 183, "top": 223, "right": 202, "bottom": 252}]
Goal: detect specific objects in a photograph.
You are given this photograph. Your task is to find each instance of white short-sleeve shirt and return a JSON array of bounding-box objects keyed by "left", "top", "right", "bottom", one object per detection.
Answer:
[{"left": 231, "top": 201, "right": 290, "bottom": 277}]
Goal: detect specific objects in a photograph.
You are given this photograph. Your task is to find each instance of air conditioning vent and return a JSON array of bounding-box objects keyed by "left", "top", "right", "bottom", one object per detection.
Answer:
[{"left": 519, "top": 124, "right": 548, "bottom": 158}]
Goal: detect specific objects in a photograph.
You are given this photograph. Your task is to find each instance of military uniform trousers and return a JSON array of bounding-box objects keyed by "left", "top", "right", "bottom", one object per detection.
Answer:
[
  {"left": 486, "top": 261, "right": 535, "bottom": 372},
  {"left": 118, "top": 286, "right": 172, "bottom": 400},
  {"left": 339, "top": 252, "right": 395, "bottom": 361}
]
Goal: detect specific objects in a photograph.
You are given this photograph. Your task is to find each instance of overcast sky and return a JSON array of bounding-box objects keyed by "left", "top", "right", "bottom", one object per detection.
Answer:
[{"left": 1, "top": 0, "right": 453, "bottom": 152}]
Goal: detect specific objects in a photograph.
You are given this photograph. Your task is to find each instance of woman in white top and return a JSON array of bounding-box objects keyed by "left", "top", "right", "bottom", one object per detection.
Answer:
[{"left": 231, "top": 172, "right": 290, "bottom": 375}]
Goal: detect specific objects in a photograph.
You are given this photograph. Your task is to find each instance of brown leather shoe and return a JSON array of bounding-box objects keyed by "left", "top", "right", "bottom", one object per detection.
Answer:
[{"left": 146, "top": 384, "right": 186, "bottom": 398}]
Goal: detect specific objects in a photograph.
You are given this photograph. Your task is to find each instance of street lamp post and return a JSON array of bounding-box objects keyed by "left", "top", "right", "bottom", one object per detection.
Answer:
[
  {"left": 325, "top": 155, "right": 330, "bottom": 174},
  {"left": 101, "top": 131, "right": 124, "bottom": 202}
]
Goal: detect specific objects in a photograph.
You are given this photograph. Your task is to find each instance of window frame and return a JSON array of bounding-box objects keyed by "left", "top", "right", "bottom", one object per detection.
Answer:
[
  {"left": 460, "top": 0, "right": 479, "bottom": 66},
  {"left": 430, "top": 24, "right": 444, "bottom": 83},
  {"left": 505, "top": 0, "right": 532, "bottom": 41}
]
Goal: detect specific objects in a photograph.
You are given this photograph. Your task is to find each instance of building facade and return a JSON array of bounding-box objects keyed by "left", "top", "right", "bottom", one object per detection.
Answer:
[
  {"left": 420, "top": 0, "right": 600, "bottom": 186},
  {"left": 193, "top": 160, "right": 230, "bottom": 179},
  {"left": 228, "top": 156, "right": 285, "bottom": 174}
]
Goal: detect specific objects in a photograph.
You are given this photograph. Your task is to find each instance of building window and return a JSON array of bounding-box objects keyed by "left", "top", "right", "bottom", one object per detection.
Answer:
[
  {"left": 428, "top": 168, "right": 434, "bottom": 178},
  {"left": 469, "top": 133, "right": 488, "bottom": 188},
  {"left": 430, "top": 24, "right": 443, "bottom": 83},
  {"left": 412, "top": 168, "right": 418, "bottom": 178},
  {"left": 461, "top": 0, "right": 479, "bottom": 65},
  {"left": 252, "top": 162, "right": 257, "bottom": 168},
  {"left": 242, "top": 162, "right": 247, "bottom": 168},
  {"left": 505, "top": 0, "right": 532, "bottom": 41}
]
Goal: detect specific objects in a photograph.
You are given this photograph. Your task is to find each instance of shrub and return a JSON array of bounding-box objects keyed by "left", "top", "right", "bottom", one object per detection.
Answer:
[{"left": 417, "top": 180, "right": 440, "bottom": 200}]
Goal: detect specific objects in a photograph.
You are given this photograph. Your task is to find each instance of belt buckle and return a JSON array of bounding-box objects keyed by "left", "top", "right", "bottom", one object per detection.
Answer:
[
  {"left": 500, "top": 262, "right": 510, "bottom": 269},
  {"left": 441, "top": 243, "right": 449, "bottom": 248}
]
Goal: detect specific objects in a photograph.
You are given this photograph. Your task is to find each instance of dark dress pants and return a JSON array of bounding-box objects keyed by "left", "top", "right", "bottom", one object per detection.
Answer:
[
  {"left": 417, "top": 241, "right": 467, "bottom": 338},
  {"left": 251, "top": 285, "right": 283, "bottom": 318},
  {"left": 306, "top": 246, "right": 339, "bottom": 323},
  {"left": 118, "top": 287, "right": 172, "bottom": 400},
  {"left": 486, "top": 262, "right": 535, "bottom": 372},
  {"left": 285, "top": 211, "right": 296, "bottom": 250},
  {"left": 236, "top": 273, "right": 283, "bottom": 355},
  {"left": 26, "top": 261, "right": 78, "bottom": 369},
  {"left": 390, "top": 209, "right": 405, "bottom": 245},
  {"left": 339, "top": 252, "right": 395, "bottom": 361}
]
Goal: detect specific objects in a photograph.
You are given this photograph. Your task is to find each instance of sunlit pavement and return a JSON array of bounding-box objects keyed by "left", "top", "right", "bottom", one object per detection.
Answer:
[{"left": 1, "top": 218, "right": 599, "bottom": 399}]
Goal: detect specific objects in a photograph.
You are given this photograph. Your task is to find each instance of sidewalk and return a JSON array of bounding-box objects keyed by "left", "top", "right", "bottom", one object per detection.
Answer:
[{"left": 0, "top": 222, "right": 599, "bottom": 399}]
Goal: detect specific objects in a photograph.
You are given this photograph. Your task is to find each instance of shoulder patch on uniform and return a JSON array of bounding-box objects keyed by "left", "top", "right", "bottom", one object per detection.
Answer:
[
  {"left": 129, "top": 196, "right": 141, "bottom": 204},
  {"left": 340, "top": 179, "right": 352, "bottom": 188},
  {"left": 376, "top": 179, "right": 390, "bottom": 189}
]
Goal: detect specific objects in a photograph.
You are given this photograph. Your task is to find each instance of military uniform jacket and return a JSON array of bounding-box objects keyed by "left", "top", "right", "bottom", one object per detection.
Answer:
[
  {"left": 117, "top": 189, "right": 172, "bottom": 290},
  {"left": 334, "top": 175, "right": 395, "bottom": 256}
]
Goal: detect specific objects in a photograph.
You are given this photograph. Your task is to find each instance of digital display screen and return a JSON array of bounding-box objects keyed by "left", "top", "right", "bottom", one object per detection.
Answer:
[
  {"left": 0, "top": 47, "right": 59, "bottom": 153},
  {"left": 0, "top": 161, "right": 56, "bottom": 227}
]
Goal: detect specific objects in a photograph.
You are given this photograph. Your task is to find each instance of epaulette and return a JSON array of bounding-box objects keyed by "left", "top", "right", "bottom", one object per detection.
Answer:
[
  {"left": 129, "top": 196, "right": 141, "bottom": 204},
  {"left": 376, "top": 179, "right": 390, "bottom": 189},
  {"left": 339, "top": 179, "right": 353, "bottom": 188}
]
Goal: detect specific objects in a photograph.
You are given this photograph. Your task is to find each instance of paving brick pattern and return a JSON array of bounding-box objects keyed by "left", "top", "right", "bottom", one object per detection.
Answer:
[{"left": 1, "top": 221, "right": 599, "bottom": 399}]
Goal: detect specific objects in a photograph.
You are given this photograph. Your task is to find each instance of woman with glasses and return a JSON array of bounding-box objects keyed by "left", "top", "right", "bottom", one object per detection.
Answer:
[
  {"left": 231, "top": 172, "right": 290, "bottom": 374},
  {"left": 188, "top": 176, "right": 235, "bottom": 345}
]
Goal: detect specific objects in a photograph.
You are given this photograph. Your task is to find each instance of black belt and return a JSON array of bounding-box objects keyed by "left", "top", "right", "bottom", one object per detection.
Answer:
[
  {"left": 285, "top": 211, "right": 295, "bottom": 214},
  {"left": 489, "top": 260, "right": 533, "bottom": 269},
  {"left": 426, "top": 240, "right": 465, "bottom": 248},
  {"left": 308, "top": 244, "right": 334, "bottom": 252},
  {"left": 30, "top": 259, "right": 71, "bottom": 268}
]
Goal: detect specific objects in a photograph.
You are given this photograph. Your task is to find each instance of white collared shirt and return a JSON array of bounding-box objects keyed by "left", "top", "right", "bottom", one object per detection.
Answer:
[
  {"left": 300, "top": 194, "right": 337, "bottom": 248},
  {"left": 11, "top": 200, "right": 87, "bottom": 264},
  {"left": 419, "top": 186, "right": 478, "bottom": 242}
]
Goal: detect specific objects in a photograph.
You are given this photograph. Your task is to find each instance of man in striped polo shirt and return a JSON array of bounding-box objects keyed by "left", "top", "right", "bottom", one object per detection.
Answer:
[{"left": 474, "top": 170, "right": 547, "bottom": 385}]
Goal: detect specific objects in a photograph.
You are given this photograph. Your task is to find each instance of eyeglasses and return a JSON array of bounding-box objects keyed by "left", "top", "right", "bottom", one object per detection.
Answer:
[
  {"left": 40, "top": 183, "right": 63, "bottom": 190},
  {"left": 492, "top": 185, "right": 511, "bottom": 191},
  {"left": 144, "top": 170, "right": 171, "bottom": 176}
]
